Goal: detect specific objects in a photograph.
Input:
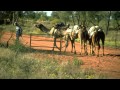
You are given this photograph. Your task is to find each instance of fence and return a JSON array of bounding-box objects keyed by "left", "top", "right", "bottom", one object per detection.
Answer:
[{"left": 29, "top": 34, "right": 63, "bottom": 52}]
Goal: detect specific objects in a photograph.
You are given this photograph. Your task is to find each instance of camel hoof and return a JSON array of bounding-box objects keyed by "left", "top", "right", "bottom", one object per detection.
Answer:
[
  {"left": 85, "top": 52, "right": 88, "bottom": 55},
  {"left": 92, "top": 50, "right": 94, "bottom": 53},
  {"left": 97, "top": 55, "right": 99, "bottom": 57},
  {"left": 74, "top": 52, "right": 76, "bottom": 54},
  {"left": 92, "top": 51, "right": 95, "bottom": 56},
  {"left": 92, "top": 53, "right": 95, "bottom": 56},
  {"left": 54, "top": 46, "right": 57, "bottom": 48}
]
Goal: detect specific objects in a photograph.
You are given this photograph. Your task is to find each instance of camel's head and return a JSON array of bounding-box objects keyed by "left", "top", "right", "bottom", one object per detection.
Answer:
[
  {"left": 34, "top": 23, "right": 43, "bottom": 28},
  {"left": 34, "top": 23, "right": 50, "bottom": 33}
]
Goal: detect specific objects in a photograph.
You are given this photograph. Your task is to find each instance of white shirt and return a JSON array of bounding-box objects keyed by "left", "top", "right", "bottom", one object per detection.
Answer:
[{"left": 16, "top": 26, "right": 20, "bottom": 32}]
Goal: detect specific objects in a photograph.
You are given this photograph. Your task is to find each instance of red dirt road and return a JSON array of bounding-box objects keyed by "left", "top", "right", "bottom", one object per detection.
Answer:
[{"left": 1, "top": 32, "right": 120, "bottom": 79}]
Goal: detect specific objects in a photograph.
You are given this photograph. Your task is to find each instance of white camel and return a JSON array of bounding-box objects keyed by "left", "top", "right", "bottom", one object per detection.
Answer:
[{"left": 67, "top": 25, "right": 89, "bottom": 55}]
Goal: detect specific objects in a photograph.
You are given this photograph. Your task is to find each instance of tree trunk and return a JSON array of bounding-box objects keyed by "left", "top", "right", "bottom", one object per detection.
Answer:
[
  {"left": 89, "top": 20, "right": 96, "bottom": 26},
  {"left": 83, "top": 12, "right": 87, "bottom": 26},
  {"left": 71, "top": 14, "right": 75, "bottom": 25},
  {"left": 12, "top": 11, "right": 15, "bottom": 25},
  {"left": 76, "top": 13, "right": 80, "bottom": 25},
  {"left": 106, "top": 11, "right": 111, "bottom": 35}
]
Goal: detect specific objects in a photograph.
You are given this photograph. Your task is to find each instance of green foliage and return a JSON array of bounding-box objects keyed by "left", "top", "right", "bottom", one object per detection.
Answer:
[
  {"left": 0, "top": 24, "right": 14, "bottom": 32},
  {"left": 51, "top": 18, "right": 62, "bottom": 25},
  {"left": 105, "top": 41, "right": 120, "bottom": 48},
  {"left": 112, "top": 11, "right": 120, "bottom": 20}
]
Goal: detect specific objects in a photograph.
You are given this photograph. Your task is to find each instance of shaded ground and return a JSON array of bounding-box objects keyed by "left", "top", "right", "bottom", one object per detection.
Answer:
[{"left": 1, "top": 32, "right": 120, "bottom": 79}]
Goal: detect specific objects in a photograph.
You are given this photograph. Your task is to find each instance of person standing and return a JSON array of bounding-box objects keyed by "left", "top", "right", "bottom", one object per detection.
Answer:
[{"left": 14, "top": 22, "right": 22, "bottom": 41}]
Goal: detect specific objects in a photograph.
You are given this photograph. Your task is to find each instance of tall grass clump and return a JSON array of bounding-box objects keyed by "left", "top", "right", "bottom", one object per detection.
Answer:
[{"left": 9, "top": 41, "right": 31, "bottom": 53}]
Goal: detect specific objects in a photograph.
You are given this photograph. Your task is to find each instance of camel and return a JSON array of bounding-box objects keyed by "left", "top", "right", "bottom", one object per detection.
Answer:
[
  {"left": 34, "top": 23, "right": 70, "bottom": 52},
  {"left": 68, "top": 25, "right": 89, "bottom": 55},
  {"left": 64, "top": 25, "right": 79, "bottom": 54},
  {"left": 88, "top": 26, "right": 105, "bottom": 56},
  {"left": 79, "top": 25, "right": 89, "bottom": 55}
]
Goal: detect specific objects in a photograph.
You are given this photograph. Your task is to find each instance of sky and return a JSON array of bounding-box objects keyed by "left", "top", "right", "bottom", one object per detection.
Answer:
[{"left": 43, "top": 11, "right": 52, "bottom": 16}]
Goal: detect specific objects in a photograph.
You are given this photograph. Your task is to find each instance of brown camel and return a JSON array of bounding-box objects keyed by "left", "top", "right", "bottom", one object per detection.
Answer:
[{"left": 88, "top": 26, "right": 105, "bottom": 56}]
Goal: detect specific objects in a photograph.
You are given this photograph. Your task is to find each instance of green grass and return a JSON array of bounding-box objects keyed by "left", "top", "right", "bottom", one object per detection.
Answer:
[
  {"left": 0, "top": 45, "right": 106, "bottom": 79},
  {"left": 105, "top": 40, "right": 120, "bottom": 48},
  {"left": 9, "top": 41, "right": 31, "bottom": 53}
]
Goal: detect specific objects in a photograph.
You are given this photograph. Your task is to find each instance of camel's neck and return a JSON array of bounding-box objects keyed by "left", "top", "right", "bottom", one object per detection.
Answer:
[{"left": 38, "top": 25, "right": 50, "bottom": 33}]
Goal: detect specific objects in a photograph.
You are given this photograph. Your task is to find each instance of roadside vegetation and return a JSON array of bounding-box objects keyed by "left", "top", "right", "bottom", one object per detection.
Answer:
[{"left": 0, "top": 45, "right": 106, "bottom": 79}]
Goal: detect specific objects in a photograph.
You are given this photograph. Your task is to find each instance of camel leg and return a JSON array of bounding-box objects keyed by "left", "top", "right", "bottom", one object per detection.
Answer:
[
  {"left": 89, "top": 39, "right": 94, "bottom": 55},
  {"left": 102, "top": 39, "right": 105, "bottom": 56},
  {"left": 90, "top": 44, "right": 91, "bottom": 55},
  {"left": 92, "top": 43, "right": 96, "bottom": 56},
  {"left": 52, "top": 37, "right": 56, "bottom": 51},
  {"left": 70, "top": 39, "right": 76, "bottom": 54},
  {"left": 102, "top": 45, "right": 104, "bottom": 56},
  {"left": 84, "top": 41, "right": 88, "bottom": 55},
  {"left": 80, "top": 40, "right": 83, "bottom": 55},
  {"left": 91, "top": 36, "right": 95, "bottom": 55},
  {"left": 97, "top": 40, "right": 100, "bottom": 57},
  {"left": 54, "top": 37, "right": 56, "bottom": 47},
  {"left": 79, "top": 33, "right": 83, "bottom": 55},
  {"left": 89, "top": 40, "right": 92, "bottom": 55},
  {"left": 64, "top": 41, "right": 67, "bottom": 53},
  {"left": 64, "top": 39, "right": 69, "bottom": 53},
  {"left": 83, "top": 42, "right": 86, "bottom": 55},
  {"left": 73, "top": 40, "right": 76, "bottom": 54},
  {"left": 70, "top": 40, "right": 73, "bottom": 53},
  {"left": 64, "top": 34, "right": 69, "bottom": 53},
  {"left": 90, "top": 44, "right": 93, "bottom": 55},
  {"left": 92, "top": 44, "right": 95, "bottom": 55}
]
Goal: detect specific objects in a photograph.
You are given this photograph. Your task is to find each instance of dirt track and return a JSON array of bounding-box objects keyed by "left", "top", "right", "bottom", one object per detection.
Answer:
[{"left": 1, "top": 32, "right": 120, "bottom": 79}]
